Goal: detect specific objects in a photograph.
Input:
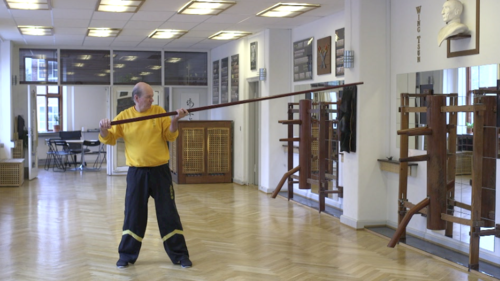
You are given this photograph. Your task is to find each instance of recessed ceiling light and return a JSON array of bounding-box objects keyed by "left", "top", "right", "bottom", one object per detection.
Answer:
[
  {"left": 120, "top": 56, "right": 137, "bottom": 61},
  {"left": 6, "top": 0, "right": 51, "bottom": 10},
  {"left": 96, "top": 73, "right": 107, "bottom": 77},
  {"left": 114, "top": 64, "right": 125, "bottom": 68},
  {"left": 178, "top": 0, "right": 235, "bottom": 15},
  {"left": 78, "top": 55, "right": 92, "bottom": 60},
  {"left": 96, "top": 0, "right": 145, "bottom": 13},
  {"left": 166, "top": 58, "right": 182, "bottom": 63},
  {"left": 148, "top": 65, "right": 162, "bottom": 70},
  {"left": 18, "top": 26, "right": 53, "bottom": 36},
  {"left": 148, "top": 29, "right": 188, "bottom": 39},
  {"left": 257, "top": 3, "right": 320, "bottom": 18},
  {"left": 139, "top": 72, "right": 152, "bottom": 76},
  {"left": 87, "top": 28, "right": 121, "bottom": 37},
  {"left": 66, "top": 72, "right": 75, "bottom": 75},
  {"left": 74, "top": 63, "right": 85, "bottom": 67},
  {"left": 209, "top": 31, "right": 251, "bottom": 40}
]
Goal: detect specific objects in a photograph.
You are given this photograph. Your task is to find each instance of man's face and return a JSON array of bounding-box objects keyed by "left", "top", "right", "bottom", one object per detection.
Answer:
[{"left": 135, "top": 87, "right": 154, "bottom": 111}]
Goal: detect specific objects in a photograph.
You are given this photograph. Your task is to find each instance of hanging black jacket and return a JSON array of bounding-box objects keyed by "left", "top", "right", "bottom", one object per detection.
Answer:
[{"left": 338, "top": 85, "right": 357, "bottom": 153}]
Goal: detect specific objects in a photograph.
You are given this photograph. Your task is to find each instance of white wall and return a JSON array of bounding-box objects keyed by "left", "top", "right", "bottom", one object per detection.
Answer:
[
  {"left": 389, "top": 0, "right": 500, "bottom": 262},
  {"left": 0, "top": 41, "right": 13, "bottom": 160}
]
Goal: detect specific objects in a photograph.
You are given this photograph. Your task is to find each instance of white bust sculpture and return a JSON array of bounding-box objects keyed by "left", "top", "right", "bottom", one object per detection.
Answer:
[{"left": 437, "top": 0, "right": 469, "bottom": 47}]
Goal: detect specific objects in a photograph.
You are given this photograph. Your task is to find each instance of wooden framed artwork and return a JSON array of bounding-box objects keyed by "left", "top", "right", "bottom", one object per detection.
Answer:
[
  {"left": 220, "top": 57, "right": 229, "bottom": 103},
  {"left": 250, "top": 41, "right": 257, "bottom": 71},
  {"left": 317, "top": 36, "right": 331, "bottom": 75},
  {"left": 231, "top": 54, "right": 239, "bottom": 102},
  {"left": 293, "top": 37, "right": 313, "bottom": 82},
  {"left": 447, "top": 0, "right": 480, "bottom": 58},
  {"left": 212, "top": 60, "right": 219, "bottom": 105},
  {"left": 335, "top": 28, "right": 345, "bottom": 76}
]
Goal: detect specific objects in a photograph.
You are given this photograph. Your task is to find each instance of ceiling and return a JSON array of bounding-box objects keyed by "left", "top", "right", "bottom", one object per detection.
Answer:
[{"left": 0, "top": 0, "right": 344, "bottom": 51}]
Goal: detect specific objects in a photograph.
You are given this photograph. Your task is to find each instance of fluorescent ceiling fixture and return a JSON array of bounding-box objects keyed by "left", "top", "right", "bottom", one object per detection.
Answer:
[
  {"left": 130, "top": 76, "right": 140, "bottom": 80},
  {"left": 148, "top": 65, "right": 162, "bottom": 70},
  {"left": 96, "top": 0, "right": 144, "bottom": 13},
  {"left": 114, "top": 63, "right": 125, "bottom": 68},
  {"left": 166, "top": 58, "right": 182, "bottom": 63},
  {"left": 96, "top": 73, "right": 107, "bottom": 77},
  {"left": 74, "top": 63, "right": 85, "bottom": 67},
  {"left": 257, "top": 3, "right": 320, "bottom": 18},
  {"left": 87, "top": 28, "right": 121, "bottom": 37},
  {"left": 18, "top": 26, "right": 53, "bottom": 36},
  {"left": 104, "top": 69, "right": 111, "bottom": 73},
  {"left": 139, "top": 72, "right": 152, "bottom": 76},
  {"left": 78, "top": 55, "right": 92, "bottom": 60},
  {"left": 66, "top": 72, "right": 75, "bottom": 75},
  {"left": 5, "top": 0, "right": 51, "bottom": 10},
  {"left": 178, "top": 0, "right": 236, "bottom": 15},
  {"left": 148, "top": 29, "right": 188, "bottom": 39},
  {"left": 120, "top": 56, "right": 137, "bottom": 61},
  {"left": 209, "top": 30, "right": 251, "bottom": 40}
]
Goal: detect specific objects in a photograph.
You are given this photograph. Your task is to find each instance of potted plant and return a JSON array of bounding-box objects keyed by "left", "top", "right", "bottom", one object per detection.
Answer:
[{"left": 53, "top": 115, "right": 61, "bottom": 132}]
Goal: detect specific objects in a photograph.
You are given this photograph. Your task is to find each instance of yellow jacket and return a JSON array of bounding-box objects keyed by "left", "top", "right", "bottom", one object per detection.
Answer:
[{"left": 99, "top": 105, "right": 179, "bottom": 167}]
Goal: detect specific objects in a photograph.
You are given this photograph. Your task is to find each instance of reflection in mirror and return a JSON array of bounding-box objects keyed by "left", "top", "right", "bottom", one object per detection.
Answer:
[{"left": 396, "top": 64, "right": 499, "bottom": 252}]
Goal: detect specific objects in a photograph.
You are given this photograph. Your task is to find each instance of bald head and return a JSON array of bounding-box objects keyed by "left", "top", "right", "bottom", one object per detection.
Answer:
[
  {"left": 132, "top": 82, "right": 151, "bottom": 100},
  {"left": 132, "top": 82, "right": 155, "bottom": 112}
]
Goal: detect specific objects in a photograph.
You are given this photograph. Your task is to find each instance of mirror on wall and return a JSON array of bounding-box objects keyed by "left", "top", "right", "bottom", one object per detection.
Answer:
[{"left": 395, "top": 64, "right": 500, "bottom": 251}]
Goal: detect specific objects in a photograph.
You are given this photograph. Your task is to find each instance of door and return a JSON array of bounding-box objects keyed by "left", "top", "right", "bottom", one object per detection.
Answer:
[
  {"left": 248, "top": 80, "right": 260, "bottom": 185},
  {"left": 27, "top": 85, "right": 38, "bottom": 180},
  {"left": 108, "top": 86, "right": 162, "bottom": 175}
]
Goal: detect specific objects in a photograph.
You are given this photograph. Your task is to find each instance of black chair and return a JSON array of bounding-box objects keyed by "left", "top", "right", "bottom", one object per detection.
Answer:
[
  {"left": 83, "top": 140, "right": 106, "bottom": 169},
  {"left": 59, "top": 131, "right": 89, "bottom": 165},
  {"left": 44, "top": 138, "right": 58, "bottom": 170},
  {"left": 51, "top": 139, "right": 73, "bottom": 171}
]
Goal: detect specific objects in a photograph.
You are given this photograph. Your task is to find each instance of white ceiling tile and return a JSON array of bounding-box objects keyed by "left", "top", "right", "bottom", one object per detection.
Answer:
[
  {"left": 168, "top": 14, "right": 211, "bottom": 23},
  {"left": 51, "top": 0, "right": 98, "bottom": 10},
  {"left": 137, "top": 40, "right": 168, "bottom": 48},
  {"left": 110, "top": 41, "right": 140, "bottom": 48},
  {"left": 123, "top": 20, "right": 163, "bottom": 30},
  {"left": 119, "top": 29, "right": 151, "bottom": 37},
  {"left": 53, "top": 19, "right": 90, "bottom": 28},
  {"left": 9, "top": 10, "right": 52, "bottom": 18},
  {"left": 15, "top": 17, "right": 53, "bottom": 26},
  {"left": 89, "top": 19, "right": 127, "bottom": 29},
  {"left": 130, "top": 11, "right": 175, "bottom": 21},
  {"left": 158, "top": 21, "right": 198, "bottom": 30},
  {"left": 139, "top": 0, "right": 185, "bottom": 12},
  {"left": 24, "top": 36, "right": 55, "bottom": 45},
  {"left": 52, "top": 9, "right": 95, "bottom": 20},
  {"left": 83, "top": 37, "right": 115, "bottom": 47},
  {"left": 54, "top": 27, "right": 88, "bottom": 35},
  {"left": 114, "top": 35, "right": 148, "bottom": 41}
]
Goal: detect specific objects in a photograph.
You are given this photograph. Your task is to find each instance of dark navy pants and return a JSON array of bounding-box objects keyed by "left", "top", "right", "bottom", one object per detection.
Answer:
[{"left": 118, "top": 163, "right": 189, "bottom": 264}]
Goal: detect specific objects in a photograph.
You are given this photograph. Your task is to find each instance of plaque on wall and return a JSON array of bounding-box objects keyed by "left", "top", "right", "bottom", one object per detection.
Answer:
[
  {"left": 293, "top": 37, "right": 313, "bottom": 82},
  {"left": 250, "top": 41, "right": 257, "bottom": 70},
  {"left": 212, "top": 60, "right": 219, "bottom": 105},
  {"left": 335, "top": 28, "right": 345, "bottom": 76},
  {"left": 317, "top": 36, "right": 331, "bottom": 75},
  {"left": 231, "top": 54, "right": 239, "bottom": 102},
  {"left": 220, "top": 57, "right": 229, "bottom": 103}
]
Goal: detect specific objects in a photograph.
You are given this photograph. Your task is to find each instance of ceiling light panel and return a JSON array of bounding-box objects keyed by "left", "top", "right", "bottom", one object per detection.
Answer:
[
  {"left": 5, "top": 0, "right": 51, "bottom": 10},
  {"left": 96, "top": 0, "right": 145, "bottom": 13},
  {"left": 87, "top": 28, "right": 121, "bottom": 37},
  {"left": 257, "top": 3, "right": 320, "bottom": 18},
  {"left": 148, "top": 29, "right": 188, "bottom": 39},
  {"left": 209, "top": 30, "right": 251, "bottom": 40},
  {"left": 18, "top": 26, "right": 53, "bottom": 36},
  {"left": 178, "top": 0, "right": 236, "bottom": 15}
]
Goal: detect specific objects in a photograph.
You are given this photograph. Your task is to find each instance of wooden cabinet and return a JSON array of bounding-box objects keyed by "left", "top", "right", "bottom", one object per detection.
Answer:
[{"left": 170, "top": 120, "right": 232, "bottom": 184}]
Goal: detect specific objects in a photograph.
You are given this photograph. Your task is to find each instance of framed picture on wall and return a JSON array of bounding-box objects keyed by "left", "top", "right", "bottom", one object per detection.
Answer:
[
  {"left": 335, "top": 28, "right": 345, "bottom": 76},
  {"left": 212, "top": 60, "right": 219, "bottom": 105},
  {"left": 317, "top": 36, "right": 331, "bottom": 75},
  {"left": 250, "top": 41, "right": 257, "bottom": 71},
  {"left": 220, "top": 57, "right": 229, "bottom": 103},
  {"left": 293, "top": 37, "right": 313, "bottom": 82},
  {"left": 231, "top": 54, "right": 239, "bottom": 102}
]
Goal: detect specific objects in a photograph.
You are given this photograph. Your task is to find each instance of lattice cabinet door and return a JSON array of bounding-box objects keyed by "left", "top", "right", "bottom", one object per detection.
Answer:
[{"left": 170, "top": 120, "right": 232, "bottom": 184}]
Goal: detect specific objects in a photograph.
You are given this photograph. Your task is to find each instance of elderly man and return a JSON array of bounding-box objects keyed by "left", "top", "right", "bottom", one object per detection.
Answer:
[
  {"left": 99, "top": 82, "right": 192, "bottom": 269},
  {"left": 438, "top": 0, "right": 469, "bottom": 46}
]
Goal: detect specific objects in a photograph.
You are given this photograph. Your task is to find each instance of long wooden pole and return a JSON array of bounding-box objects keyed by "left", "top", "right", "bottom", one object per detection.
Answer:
[{"left": 110, "top": 82, "right": 364, "bottom": 125}]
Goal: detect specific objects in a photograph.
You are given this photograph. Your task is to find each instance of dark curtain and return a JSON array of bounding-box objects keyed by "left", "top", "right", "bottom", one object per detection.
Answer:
[{"left": 339, "top": 85, "right": 357, "bottom": 153}]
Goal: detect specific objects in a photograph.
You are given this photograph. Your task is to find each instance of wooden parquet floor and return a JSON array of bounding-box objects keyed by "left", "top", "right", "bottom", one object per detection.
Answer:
[{"left": 0, "top": 169, "right": 496, "bottom": 281}]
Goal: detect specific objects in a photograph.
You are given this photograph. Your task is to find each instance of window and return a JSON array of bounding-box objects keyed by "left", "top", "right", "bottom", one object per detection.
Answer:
[
  {"left": 19, "top": 49, "right": 58, "bottom": 84},
  {"left": 60, "top": 49, "right": 111, "bottom": 85},
  {"left": 164, "top": 51, "right": 207, "bottom": 85},
  {"left": 113, "top": 50, "right": 162, "bottom": 85},
  {"left": 36, "top": 85, "right": 62, "bottom": 132}
]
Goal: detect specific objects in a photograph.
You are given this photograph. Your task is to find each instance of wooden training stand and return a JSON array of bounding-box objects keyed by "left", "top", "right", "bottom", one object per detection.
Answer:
[
  {"left": 389, "top": 91, "right": 499, "bottom": 272},
  {"left": 271, "top": 96, "right": 345, "bottom": 212}
]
